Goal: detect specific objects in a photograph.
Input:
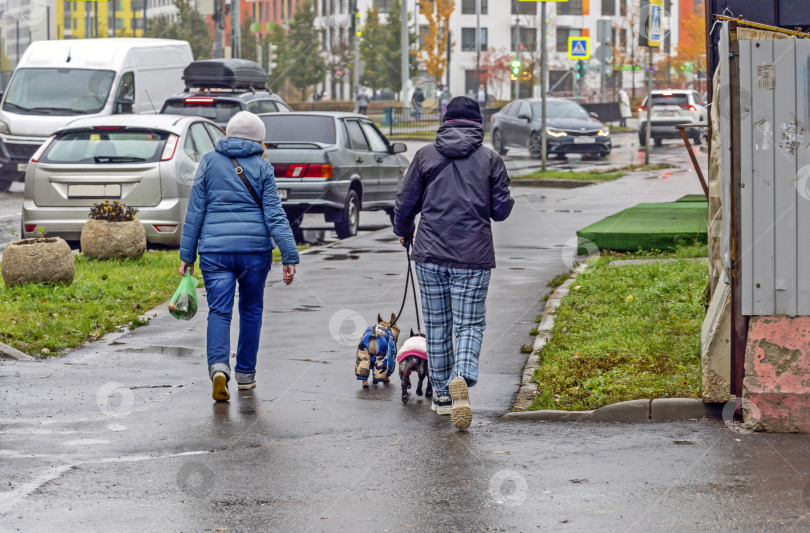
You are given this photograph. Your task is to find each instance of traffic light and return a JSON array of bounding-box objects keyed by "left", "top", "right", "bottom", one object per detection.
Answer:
[
  {"left": 575, "top": 60, "right": 586, "bottom": 80},
  {"left": 511, "top": 59, "right": 521, "bottom": 77},
  {"left": 267, "top": 43, "right": 278, "bottom": 76}
]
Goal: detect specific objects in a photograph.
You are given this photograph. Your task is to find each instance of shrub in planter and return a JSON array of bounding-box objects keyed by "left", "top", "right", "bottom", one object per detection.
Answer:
[
  {"left": 1, "top": 236, "right": 75, "bottom": 286},
  {"left": 81, "top": 200, "right": 146, "bottom": 260}
]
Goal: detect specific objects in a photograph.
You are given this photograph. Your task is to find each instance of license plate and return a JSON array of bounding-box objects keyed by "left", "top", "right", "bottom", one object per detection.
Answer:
[
  {"left": 17, "top": 163, "right": 27, "bottom": 172},
  {"left": 573, "top": 137, "right": 595, "bottom": 144},
  {"left": 278, "top": 189, "right": 288, "bottom": 200},
  {"left": 658, "top": 111, "right": 675, "bottom": 117},
  {"left": 68, "top": 184, "right": 122, "bottom": 198}
]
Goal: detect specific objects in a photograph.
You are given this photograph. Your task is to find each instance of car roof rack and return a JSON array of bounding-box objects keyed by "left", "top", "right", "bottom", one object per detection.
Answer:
[{"left": 183, "top": 59, "right": 269, "bottom": 92}]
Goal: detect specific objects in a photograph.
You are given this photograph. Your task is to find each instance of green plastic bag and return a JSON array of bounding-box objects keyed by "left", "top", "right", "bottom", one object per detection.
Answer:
[{"left": 169, "top": 271, "right": 199, "bottom": 321}]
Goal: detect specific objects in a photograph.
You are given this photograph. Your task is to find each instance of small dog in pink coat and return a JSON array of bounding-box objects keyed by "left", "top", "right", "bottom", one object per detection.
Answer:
[{"left": 397, "top": 330, "right": 432, "bottom": 404}]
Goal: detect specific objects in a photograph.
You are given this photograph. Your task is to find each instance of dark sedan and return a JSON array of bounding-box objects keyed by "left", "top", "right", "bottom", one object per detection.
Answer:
[{"left": 490, "top": 98, "right": 611, "bottom": 159}]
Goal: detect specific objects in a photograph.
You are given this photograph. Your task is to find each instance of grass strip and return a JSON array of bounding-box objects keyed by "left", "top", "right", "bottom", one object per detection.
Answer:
[
  {"left": 0, "top": 246, "right": 306, "bottom": 357},
  {"left": 530, "top": 256, "right": 707, "bottom": 411},
  {"left": 513, "top": 169, "right": 627, "bottom": 181}
]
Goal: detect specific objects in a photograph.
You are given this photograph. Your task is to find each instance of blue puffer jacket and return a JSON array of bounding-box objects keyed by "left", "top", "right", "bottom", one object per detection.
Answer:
[
  {"left": 179, "top": 138, "right": 299, "bottom": 265},
  {"left": 393, "top": 120, "right": 514, "bottom": 270}
]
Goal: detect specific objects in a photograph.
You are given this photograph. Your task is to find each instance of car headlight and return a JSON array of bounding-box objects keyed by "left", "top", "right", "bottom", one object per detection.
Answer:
[
  {"left": 546, "top": 130, "right": 567, "bottom": 137},
  {"left": 597, "top": 128, "right": 610, "bottom": 136},
  {"left": 0, "top": 120, "right": 9, "bottom": 135}
]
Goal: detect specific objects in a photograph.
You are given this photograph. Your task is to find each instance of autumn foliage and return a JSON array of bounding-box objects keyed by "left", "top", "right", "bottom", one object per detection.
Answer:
[{"left": 419, "top": 0, "right": 455, "bottom": 82}]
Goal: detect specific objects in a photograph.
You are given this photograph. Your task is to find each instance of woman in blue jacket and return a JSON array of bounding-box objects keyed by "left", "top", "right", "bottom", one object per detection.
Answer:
[{"left": 178, "top": 112, "right": 299, "bottom": 402}]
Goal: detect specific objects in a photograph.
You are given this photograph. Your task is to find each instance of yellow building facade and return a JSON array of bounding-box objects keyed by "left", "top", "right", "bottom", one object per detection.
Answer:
[{"left": 57, "top": 0, "right": 147, "bottom": 40}]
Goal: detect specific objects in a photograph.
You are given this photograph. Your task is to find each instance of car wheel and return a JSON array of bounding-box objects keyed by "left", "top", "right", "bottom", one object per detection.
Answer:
[
  {"left": 654, "top": 138, "right": 663, "bottom": 147},
  {"left": 492, "top": 129, "right": 508, "bottom": 155},
  {"left": 638, "top": 132, "right": 646, "bottom": 146},
  {"left": 693, "top": 132, "right": 702, "bottom": 146},
  {"left": 0, "top": 177, "right": 14, "bottom": 193},
  {"left": 529, "top": 132, "right": 543, "bottom": 159},
  {"left": 334, "top": 190, "right": 360, "bottom": 239}
]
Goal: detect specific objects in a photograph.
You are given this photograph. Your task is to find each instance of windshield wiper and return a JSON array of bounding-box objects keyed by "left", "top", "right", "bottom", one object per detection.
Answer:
[
  {"left": 29, "top": 106, "right": 88, "bottom": 115},
  {"left": 94, "top": 156, "right": 147, "bottom": 163},
  {"left": 3, "top": 102, "right": 33, "bottom": 112}
]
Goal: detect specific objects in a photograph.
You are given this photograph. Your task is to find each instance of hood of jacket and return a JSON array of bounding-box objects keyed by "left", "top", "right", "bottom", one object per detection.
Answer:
[
  {"left": 435, "top": 120, "right": 484, "bottom": 159},
  {"left": 215, "top": 137, "right": 264, "bottom": 158}
]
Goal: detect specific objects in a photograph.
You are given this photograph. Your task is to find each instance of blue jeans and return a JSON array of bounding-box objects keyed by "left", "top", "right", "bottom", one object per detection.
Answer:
[
  {"left": 200, "top": 251, "right": 272, "bottom": 384},
  {"left": 414, "top": 262, "right": 491, "bottom": 396}
]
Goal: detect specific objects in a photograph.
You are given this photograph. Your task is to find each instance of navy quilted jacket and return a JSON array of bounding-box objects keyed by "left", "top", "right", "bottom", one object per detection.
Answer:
[
  {"left": 393, "top": 120, "right": 514, "bottom": 270},
  {"left": 179, "top": 138, "right": 299, "bottom": 265}
]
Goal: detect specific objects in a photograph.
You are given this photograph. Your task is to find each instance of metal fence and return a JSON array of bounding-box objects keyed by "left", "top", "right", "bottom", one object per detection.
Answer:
[{"left": 378, "top": 106, "right": 501, "bottom": 136}]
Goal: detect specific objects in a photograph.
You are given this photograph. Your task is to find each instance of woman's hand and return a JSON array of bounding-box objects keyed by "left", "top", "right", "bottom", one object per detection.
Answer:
[
  {"left": 178, "top": 261, "right": 194, "bottom": 276},
  {"left": 283, "top": 264, "right": 296, "bottom": 285}
]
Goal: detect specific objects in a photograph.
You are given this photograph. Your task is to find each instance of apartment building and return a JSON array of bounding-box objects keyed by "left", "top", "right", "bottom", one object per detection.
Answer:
[{"left": 318, "top": 0, "right": 681, "bottom": 101}]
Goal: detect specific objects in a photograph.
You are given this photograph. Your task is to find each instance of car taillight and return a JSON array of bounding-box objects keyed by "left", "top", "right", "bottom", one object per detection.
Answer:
[
  {"left": 185, "top": 98, "right": 215, "bottom": 103},
  {"left": 160, "top": 134, "right": 179, "bottom": 161},
  {"left": 273, "top": 163, "right": 333, "bottom": 178},
  {"left": 679, "top": 104, "right": 697, "bottom": 111},
  {"left": 30, "top": 135, "right": 56, "bottom": 163},
  {"left": 637, "top": 105, "right": 646, "bottom": 112},
  {"left": 24, "top": 224, "right": 36, "bottom": 233}
]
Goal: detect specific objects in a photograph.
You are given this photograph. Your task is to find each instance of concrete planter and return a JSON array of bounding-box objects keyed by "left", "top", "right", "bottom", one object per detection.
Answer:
[
  {"left": 81, "top": 218, "right": 146, "bottom": 260},
  {"left": 1, "top": 237, "right": 75, "bottom": 286}
]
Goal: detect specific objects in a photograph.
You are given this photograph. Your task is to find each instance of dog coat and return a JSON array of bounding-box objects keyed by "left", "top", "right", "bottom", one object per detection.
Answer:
[
  {"left": 355, "top": 325, "right": 397, "bottom": 382},
  {"left": 396, "top": 335, "right": 428, "bottom": 364}
]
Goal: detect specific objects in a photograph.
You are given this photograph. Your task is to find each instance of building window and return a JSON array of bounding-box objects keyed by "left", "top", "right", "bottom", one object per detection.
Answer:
[
  {"left": 558, "top": 0, "right": 582, "bottom": 16},
  {"left": 373, "top": 0, "right": 390, "bottom": 13},
  {"left": 511, "top": 0, "right": 536, "bottom": 15},
  {"left": 556, "top": 27, "right": 581, "bottom": 52},
  {"left": 461, "top": 27, "right": 488, "bottom": 51},
  {"left": 132, "top": 0, "right": 144, "bottom": 11},
  {"left": 511, "top": 27, "right": 537, "bottom": 52},
  {"left": 602, "top": 0, "right": 615, "bottom": 16},
  {"left": 132, "top": 18, "right": 144, "bottom": 30},
  {"left": 620, "top": 0, "right": 627, "bottom": 16},
  {"left": 461, "top": 0, "right": 488, "bottom": 15}
]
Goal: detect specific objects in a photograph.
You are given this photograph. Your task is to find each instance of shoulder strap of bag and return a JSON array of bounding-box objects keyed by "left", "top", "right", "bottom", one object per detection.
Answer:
[{"left": 230, "top": 157, "right": 264, "bottom": 211}]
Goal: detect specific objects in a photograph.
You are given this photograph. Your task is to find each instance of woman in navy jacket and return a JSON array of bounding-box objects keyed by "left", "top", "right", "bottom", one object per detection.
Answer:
[{"left": 179, "top": 111, "right": 299, "bottom": 402}]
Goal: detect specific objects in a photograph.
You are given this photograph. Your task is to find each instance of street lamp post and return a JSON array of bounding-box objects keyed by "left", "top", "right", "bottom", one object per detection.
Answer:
[{"left": 475, "top": 0, "right": 481, "bottom": 91}]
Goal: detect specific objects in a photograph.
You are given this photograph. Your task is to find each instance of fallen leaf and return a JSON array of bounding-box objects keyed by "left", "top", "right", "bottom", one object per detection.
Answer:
[
  {"left": 625, "top": 295, "right": 634, "bottom": 303},
  {"left": 573, "top": 285, "right": 581, "bottom": 291},
  {"left": 490, "top": 450, "right": 510, "bottom": 454}
]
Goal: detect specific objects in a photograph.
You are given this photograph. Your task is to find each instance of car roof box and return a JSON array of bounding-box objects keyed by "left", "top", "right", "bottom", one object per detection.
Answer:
[{"left": 183, "top": 59, "right": 267, "bottom": 90}]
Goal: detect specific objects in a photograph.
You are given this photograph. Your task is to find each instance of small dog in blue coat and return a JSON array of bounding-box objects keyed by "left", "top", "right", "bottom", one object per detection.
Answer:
[{"left": 354, "top": 313, "right": 400, "bottom": 389}]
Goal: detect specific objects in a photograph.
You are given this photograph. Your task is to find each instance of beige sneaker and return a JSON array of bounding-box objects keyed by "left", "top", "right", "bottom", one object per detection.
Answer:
[
  {"left": 449, "top": 376, "right": 472, "bottom": 429},
  {"left": 212, "top": 372, "right": 230, "bottom": 402},
  {"left": 237, "top": 381, "right": 256, "bottom": 390}
]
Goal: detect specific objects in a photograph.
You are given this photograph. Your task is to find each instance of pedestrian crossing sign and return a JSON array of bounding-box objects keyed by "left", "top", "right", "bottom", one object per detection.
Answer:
[{"left": 568, "top": 36, "right": 590, "bottom": 60}]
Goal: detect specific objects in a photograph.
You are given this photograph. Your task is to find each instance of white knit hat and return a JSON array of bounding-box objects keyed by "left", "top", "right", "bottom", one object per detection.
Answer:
[{"left": 225, "top": 111, "right": 266, "bottom": 143}]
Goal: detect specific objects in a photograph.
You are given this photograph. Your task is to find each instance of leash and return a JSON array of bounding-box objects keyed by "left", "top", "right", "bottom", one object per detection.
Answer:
[{"left": 394, "top": 243, "right": 422, "bottom": 333}]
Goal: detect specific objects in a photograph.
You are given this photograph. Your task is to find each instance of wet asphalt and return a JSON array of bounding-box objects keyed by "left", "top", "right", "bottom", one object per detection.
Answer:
[{"left": 3, "top": 140, "right": 810, "bottom": 532}]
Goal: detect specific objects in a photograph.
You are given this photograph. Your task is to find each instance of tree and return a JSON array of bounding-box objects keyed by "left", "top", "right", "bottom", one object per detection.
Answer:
[
  {"left": 359, "top": 1, "right": 417, "bottom": 92},
  {"left": 286, "top": 0, "right": 326, "bottom": 100},
  {"left": 324, "top": 30, "right": 354, "bottom": 99},
  {"left": 419, "top": 0, "right": 454, "bottom": 82},
  {"left": 145, "top": 0, "right": 212, "bottom": 59},
  {"left": 241, "top": 17, "right": 258, "bottom": 62},
  {"left": 264, "top": 24, "right": 288, "bottom": 90},
  {"left": 673, "top": 1, "right": 706, "bottom": 81},
  {"left": 479, "top": 47, "right": 512, "bottom": 100}
]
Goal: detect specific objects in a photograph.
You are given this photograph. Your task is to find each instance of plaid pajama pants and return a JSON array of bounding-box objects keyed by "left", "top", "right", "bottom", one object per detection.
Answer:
[{"left": 414, "top": 262, "right": 491, "bottom": 396}]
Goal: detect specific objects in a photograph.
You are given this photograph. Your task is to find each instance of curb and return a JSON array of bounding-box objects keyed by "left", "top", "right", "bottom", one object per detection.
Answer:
[
  {"left": 0, "top": 341, "right": 34, "bottom": 361},
  {"left": 513, "top": 262, "right": 589, "bottom": 410},
  {"left": 510, "top": 179, "right": 596, "bottom": 189},
  {"left": 504, "top": 399, "right": 721, "bottom": 423}
]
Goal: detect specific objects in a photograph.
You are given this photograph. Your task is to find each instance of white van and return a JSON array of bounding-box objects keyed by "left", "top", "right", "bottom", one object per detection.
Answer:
[{"left": 0, "top": 38, "right": 193, "bottom": 191}]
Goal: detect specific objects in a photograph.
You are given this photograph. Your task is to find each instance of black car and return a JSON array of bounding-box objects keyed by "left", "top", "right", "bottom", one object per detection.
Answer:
[
  {"left": 160, "top": 59, "right": 291, "bottom": 129},
  {"left": 490, "top": 98, "right": 611, "bottom": 158}
]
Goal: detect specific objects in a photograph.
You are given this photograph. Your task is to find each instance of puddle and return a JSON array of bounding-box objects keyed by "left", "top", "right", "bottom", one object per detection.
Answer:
[
  {"left": 291, "top": 358, "right": 332, "bottom": 364},
  {"left": 673, "top": 440, "right": 695, "bottom": 445},
  {"left": 118, "top": 346, "right": 197, "bottom": 357},
  {"left": 509, "top": 257, "right": 527, "bottom": 260},
  {"left": 291, "top": 307, "right": 319, "bottom": 312},
  {"left": 375, "top": 237, "right": 399, "bottom": 243},
  {"left": 509, "top": 267, "right": 525, "bottom": 270},
  {"left": 324, "top": 254, "right": 360, "bottom": 261},
  {"left": 306, "top": 250, "right": 323, "bottom": 255}
]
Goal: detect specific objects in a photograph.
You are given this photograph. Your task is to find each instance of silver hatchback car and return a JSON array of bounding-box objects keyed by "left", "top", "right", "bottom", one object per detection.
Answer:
[{"left": 21, "top": 114, "right": 224, "bottom": 246}]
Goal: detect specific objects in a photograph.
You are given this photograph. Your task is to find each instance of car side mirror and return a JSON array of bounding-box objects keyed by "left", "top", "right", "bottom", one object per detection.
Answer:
[
  {"left": 389, "top": 142, "right": 407, "bottom": 154},
  {"left": 115, "top": 96, "right": 134, "bottom": 114},
  {"left": 517, "top": 113, "right": 531, "bottom": 121},
  {"left": 589, "top": 111, "right": 599, "bottom": 119}
]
